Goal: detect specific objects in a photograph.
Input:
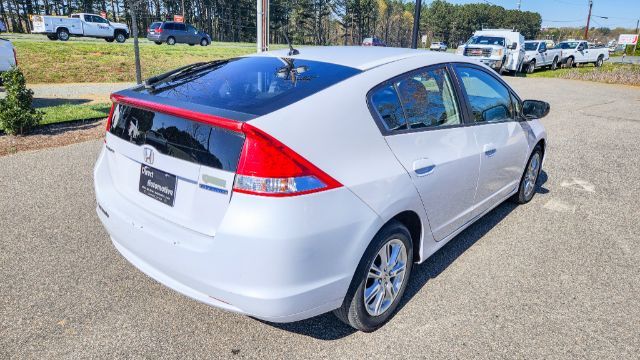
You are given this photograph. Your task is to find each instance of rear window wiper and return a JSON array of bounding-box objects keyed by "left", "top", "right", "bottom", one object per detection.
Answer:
[{"left": 144, "top": 60, "right": 229, "bottom": 90}]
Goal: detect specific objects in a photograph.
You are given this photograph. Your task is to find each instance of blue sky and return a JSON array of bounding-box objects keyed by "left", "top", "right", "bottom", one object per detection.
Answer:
[{"left": 439, "top": 0, "right": 640, "bottom": 29}]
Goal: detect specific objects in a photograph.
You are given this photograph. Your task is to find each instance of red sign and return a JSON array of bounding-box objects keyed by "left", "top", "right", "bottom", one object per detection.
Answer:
[
  {"left": 173, "top": 15, "right": 184, "bottom": 23},
  {"left": 100, "top": 11, "right": 107, "bottom": 19},
  {"left": 618, "top": 34, "right": 638, "bottom": 45}
]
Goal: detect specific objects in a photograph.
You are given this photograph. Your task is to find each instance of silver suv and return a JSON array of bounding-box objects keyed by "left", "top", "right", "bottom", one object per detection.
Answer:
[{"left": 147, "top": 21, "right": 211, "bottom": 46}]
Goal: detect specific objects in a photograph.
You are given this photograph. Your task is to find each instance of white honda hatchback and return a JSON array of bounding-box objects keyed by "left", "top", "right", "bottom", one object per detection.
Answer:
[{"left": 94, "top": 47, "right": 548, "bottom": 332}]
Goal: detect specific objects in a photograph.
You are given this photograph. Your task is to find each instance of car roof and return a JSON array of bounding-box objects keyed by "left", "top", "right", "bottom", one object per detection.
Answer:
[{"left": 250, "top": 46, "right": 464, "bottom": 71}]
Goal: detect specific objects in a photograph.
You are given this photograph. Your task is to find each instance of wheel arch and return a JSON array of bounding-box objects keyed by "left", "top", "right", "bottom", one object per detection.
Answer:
[
  {"left": 536, "top": 138, "right": 546, "bottom": 155},
  {"left": 388, "top": 210, "right": 422, "bottom": 263}
]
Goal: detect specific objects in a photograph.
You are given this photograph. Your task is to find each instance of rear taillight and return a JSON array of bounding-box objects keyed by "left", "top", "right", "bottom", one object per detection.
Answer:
[
  {"left": 108, "top": 94, "right": 342, "bottom": 196},
  {"left": 156, "top": 28, "right": 163, "bottom": 33},
  {"left": 105, "top": 103, "right": 116, "bottom": 131},
  {"left": 233, "top": 124, "right": 342, "bottom": 197}
]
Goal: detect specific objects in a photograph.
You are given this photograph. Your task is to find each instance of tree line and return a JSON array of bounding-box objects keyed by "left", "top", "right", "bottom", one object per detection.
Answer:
[{"left": 1, "top": 0, "right": 542, "bottom": 46}]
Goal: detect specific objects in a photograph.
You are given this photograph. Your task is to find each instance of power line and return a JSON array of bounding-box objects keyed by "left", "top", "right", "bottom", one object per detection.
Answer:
[{"left": 543, "top": 19, "right": 583, "bottom": 23}]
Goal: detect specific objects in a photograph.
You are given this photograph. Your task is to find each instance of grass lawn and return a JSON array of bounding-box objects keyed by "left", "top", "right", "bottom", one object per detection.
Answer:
[
  {"left": 7, "top": 33, "right": 285, "bottom": 84},
  {"left": 40, "top": 103, "right": 111, "bottom": 125},
  {"left": 528, "top": 62, "right": 640, "bottom": 86}
]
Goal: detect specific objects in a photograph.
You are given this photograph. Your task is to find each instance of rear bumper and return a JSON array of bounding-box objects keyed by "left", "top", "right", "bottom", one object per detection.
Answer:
[
  {"left": 94, "top": 147, "right": 382, "bottom": 322},
  {"left": 146, "top": 34, "right": 162, "bottom": 42}
]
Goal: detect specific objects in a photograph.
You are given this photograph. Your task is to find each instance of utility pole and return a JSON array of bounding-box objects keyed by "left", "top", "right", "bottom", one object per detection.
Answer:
[
  {"left": 256, "top": 0, "right": 269, "bottom": 52},
  {"left": 411, "top": 0, "right": 422, "bottom": 49},
  {"left": 584, "top": 0, "right": 593, "bottom": 40},
  {"left": 517, "top": 0, "right": 521, "bottom": 11},
  {"left": 129, "top": 0, "right": 142, "bottom": 84}
]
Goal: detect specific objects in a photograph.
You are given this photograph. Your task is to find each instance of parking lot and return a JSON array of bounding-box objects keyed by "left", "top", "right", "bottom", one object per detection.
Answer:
[{"left": 1, "top": 77, "right": 639, "bottom": 358}]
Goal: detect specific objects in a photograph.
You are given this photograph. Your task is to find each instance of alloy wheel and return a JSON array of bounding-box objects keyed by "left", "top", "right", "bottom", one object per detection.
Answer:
[
  {"left": 524, "top": 152, "right": 541, "bottom": 198},
  {"left": 364, "top": 239, "right": 408, "bottom": 316}
]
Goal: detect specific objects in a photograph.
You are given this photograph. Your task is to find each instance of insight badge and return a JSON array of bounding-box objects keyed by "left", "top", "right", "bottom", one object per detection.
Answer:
[{"left": 199, "top": 174, "right": 228, "bottom": 195}]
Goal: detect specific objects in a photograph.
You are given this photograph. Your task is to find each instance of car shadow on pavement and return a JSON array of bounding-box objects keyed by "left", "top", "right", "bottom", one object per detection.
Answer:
[
  {"left": 261, "top": 173, "right": 549, "bottom": 340},
  {"left": 32, "top": 98, "right": 92, "bottom": 108}
]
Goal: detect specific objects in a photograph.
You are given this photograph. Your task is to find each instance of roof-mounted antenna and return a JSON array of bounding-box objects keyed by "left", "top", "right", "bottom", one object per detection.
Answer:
[{"left": 283, "top": 32, "right": 299, "bottom": 56}]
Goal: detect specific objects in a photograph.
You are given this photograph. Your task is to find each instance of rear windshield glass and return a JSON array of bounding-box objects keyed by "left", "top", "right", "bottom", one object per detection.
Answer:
[
  {"left": 150, "top": 22, "right": 161, "bottom": 30},
  {"left": 109, "top": 105, "right": 245, "bottom": 171},
  {"left": 139, "top": 57, "right": 361, "bottom": 116}
]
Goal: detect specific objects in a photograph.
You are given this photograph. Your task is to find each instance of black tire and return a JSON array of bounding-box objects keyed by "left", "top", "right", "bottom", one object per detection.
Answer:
[
  {"left": 498, "top": 56, "right": 507, "bottom": 75},
  {"left": 154, "top": 41, "right": 162, "bottom": 45},
  {"left": 551, "top": 57, "right": 559, "bottom": 70},
  {"left": 334, "top": 220, "right": 413, "bottom": 332},
  {"left": 167, "top": 36, "right": 176, "bottom": 45},
  {"left": 565, "top": 57, "right": 574, "bottom": 68},
  {"left": 595, "top": 55, "right": 604, "bottom": 67},
  {"left": 115, "top": 32, "right": 126, "bottom": 43},
  {"left": 105, "top": 38, "right": 115, "bottom": 43},
  {"left": 57, "top": 28, "right": 70, "bottom": 41},
  {"left": 526, "top": 60, "right": 536, "bottom": 74},
  {"left": 511, "top": 145, "right": 543, "bottom": 204},
  {"left": 47, "top": 34, "right": 58, "bottom": 41},
  {"left": 200, "top": 38, "right": 209, "bottom": 46}
]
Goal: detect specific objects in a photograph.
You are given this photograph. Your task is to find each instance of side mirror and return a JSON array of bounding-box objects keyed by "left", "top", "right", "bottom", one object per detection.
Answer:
[
  {"left": 507, "top": 42, "right": 518, "bottom": 49},
  {"left": 577, "top": 45, "right": 584, "bottom": 51},
  {"left": 522, "top": 100, "right": 550, "bottom": 120}
]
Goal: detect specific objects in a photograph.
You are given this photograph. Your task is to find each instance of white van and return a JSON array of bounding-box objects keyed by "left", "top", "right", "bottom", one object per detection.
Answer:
[{"left": 456, "top": 29, "right": 525, "bottom": 74}]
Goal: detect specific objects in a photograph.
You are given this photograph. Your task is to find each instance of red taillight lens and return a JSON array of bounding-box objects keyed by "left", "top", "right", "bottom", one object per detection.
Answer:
[
  {"left": 105, "top": 103, "right": 116, "bottom": 131},
  {"left": 233, "top": 123, "right": 342, "bottom": 197},
  {"left": 156, "top": 28, "right": 163, "bottom": 33}
]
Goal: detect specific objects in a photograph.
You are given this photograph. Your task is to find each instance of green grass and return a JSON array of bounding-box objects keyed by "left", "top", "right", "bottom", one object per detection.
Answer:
[
  {"left": 527, "top": 62, "right": 640, "bottom": 86},
  {"left": 40, "top": 103, "right": 111, "bottom": 125},
  {"left": 7, "top": 33, "right": 285, "bottom": 84}
]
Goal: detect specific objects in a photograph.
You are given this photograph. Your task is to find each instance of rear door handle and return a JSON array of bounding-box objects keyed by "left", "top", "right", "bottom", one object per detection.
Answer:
[
  {"left": 413, "top": 158, "right": 436, "bottom": 176},
  {"left": 483, "top": 144, "right": 497, "bottom": 157}
]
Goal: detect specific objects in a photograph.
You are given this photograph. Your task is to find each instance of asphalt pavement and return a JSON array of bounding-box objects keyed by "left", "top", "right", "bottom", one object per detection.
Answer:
[{"left": 1, "top": 77, "right": 639, "bottom": 359}]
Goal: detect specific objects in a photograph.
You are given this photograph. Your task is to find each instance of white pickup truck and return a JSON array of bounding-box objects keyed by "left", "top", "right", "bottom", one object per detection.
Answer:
[
  {"left": 32, "top": 13, "right": 129, "bottom": 43},
  {"left": 0, "top": 38, "right": 17, "bottom": 75},
  {"left": 523, "top": 40, "right": 562, "bottom": 73},
  {"left": 456, "top": 29, "right": 525, "bottom": 75},
  {"left": 557, "top": 40, "right": 609, "bottom": 68}
]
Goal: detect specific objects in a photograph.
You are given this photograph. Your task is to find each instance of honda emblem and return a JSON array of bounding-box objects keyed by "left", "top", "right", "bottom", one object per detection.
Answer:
[{"left": 143, "top": 148, "right": 154, "bottom": 165}]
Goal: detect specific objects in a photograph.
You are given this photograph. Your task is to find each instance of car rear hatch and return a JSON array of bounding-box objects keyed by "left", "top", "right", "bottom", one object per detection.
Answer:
[
  {"left": 102, "top": 56, "right": 361, "bottom": 236},
  {"left": 104, "top": 98, "right": 246, "bottom": 236}
]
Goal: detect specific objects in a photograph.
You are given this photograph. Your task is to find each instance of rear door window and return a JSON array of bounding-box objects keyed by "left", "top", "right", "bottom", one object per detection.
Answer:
[
  {"left": 175, "top": 23, "right": 186, "bottom": 31},
  {"left": 394, "top": 67, "right": 461, "bottom": 129},
  {"left": 370, "top": 84, "right": 406, "bottom": 131},
  {"left": 140, "top": 57, "right": 361, "bottom": 116},
  {"left": 369, "top": 66, "right": 461, "bottom": 133}
]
